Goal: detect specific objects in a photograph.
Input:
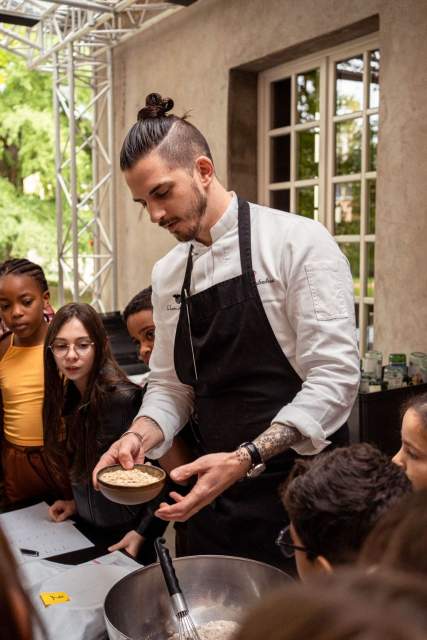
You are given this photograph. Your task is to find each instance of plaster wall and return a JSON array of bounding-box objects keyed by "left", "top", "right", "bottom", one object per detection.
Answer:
[
  {"left": 374, "top": 0, "right": 427, "bottom": 357},
  {"left": 112, "top": 0, "right": 427, "bottom": 356}
]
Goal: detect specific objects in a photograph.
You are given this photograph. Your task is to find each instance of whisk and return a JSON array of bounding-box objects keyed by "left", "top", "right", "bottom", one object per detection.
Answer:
[{"left": 155, "top": 537, "right": 201, "bottom": 640}]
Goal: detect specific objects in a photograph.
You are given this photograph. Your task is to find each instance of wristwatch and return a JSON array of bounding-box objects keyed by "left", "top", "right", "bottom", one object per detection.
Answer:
[{"left": 237, "top": 441, "right": 266, "bottom": 478}]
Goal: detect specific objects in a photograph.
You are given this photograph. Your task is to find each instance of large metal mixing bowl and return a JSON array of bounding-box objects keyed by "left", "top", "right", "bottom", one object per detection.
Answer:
[{"left": 104, "top": 554, "right": 292, "bottom": 640}]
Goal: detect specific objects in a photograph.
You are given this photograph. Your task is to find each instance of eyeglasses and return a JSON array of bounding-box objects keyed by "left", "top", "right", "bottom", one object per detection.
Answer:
[
  {"left": 49, "top": 341, "right": 94, "bottom": 358},
  {"left": 275, "top": 524, "right": 313, "bottom": 559}
]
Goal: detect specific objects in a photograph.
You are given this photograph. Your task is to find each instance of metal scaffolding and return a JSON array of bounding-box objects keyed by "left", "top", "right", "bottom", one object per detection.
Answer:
[{"left": 0, "top": 0, "right": 189, "bottom": 309}]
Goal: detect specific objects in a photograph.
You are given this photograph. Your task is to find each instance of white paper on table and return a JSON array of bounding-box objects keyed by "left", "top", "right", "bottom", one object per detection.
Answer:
[
  {"left": 88, "top": 549, "right": 141, "bottom": 570},
  {"left": 21, "top": 551, "right": 139, "bottom": 592},
  {"left": 0, "top": 501, "right": 94, "bottom": 562},
  {"left": 20, "top": 558, "right": 73, "bottom": 590},
  {"left": 30, "top": 553, "right": 141, "bottom": 640}
]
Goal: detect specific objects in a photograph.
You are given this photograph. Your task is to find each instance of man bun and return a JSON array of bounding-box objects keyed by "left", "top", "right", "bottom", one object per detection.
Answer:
[{"left": 137, "top": 93, "right": 174, "bottom": 120}]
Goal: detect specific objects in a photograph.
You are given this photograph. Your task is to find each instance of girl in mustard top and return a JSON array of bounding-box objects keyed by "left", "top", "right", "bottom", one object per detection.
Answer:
[{"left": 0, "top": 258, "right": 67, "bottom": 505}]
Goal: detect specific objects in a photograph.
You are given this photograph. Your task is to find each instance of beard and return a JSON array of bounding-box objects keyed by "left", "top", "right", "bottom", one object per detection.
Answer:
[{"left": 161, "top": 182, "right": 208, "bottom": 243}]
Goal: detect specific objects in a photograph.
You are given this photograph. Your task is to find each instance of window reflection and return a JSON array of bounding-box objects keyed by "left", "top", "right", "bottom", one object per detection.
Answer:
[
  {"left": 336, "top": 55, "right": 364, "bottom": 115},
  {"left": 366, "top": 304, "right": 374, "bottom": 351},
  {"left": 339, "top": 242, "right": 360, "bottom": 298},
  {"left": 270, "top": 135, "right": 290, "bottom": 182},
  {"left": 335, "top": 118, "right": 362, "bottom": 175},
  {"left": 369, "top": 50, "right": 380, "bottom": 109},
  {"left": 367, "top": 242, "right": 375, "bottom": 297},
  {"left": 334, "top": 182, "right": 360, "bottom": 235},
  {"left": 297, "top": 127, "right": 320, "bottom": 179},
  {"left": 369, "top": 114, "right": 378, "bottom": 172},
  {"left": 270, "top": 189, "right": 290, "bottom": 212},
  {"left": 296, "top": 69, "right": 320, "bottom": 123},
  {"left": 296, "top": 186, "right": 319, "bottom": 219},
  {"left": 271, "top": 77, "right": 291, "bottom": 128},
  {"left": 367, "top": 180, "right": 376, "bottom": 234}
]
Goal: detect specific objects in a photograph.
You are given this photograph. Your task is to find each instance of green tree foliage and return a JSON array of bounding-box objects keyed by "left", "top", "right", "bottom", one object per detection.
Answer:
[
  {"left": 0, "top": 49, "right": 55, "bottom": 194},
  {"left": 0, "top": 49, "right": 93, "bottom": 294},
  {"left": 0, "top": 177, "right": 56, "bottom": 274}
]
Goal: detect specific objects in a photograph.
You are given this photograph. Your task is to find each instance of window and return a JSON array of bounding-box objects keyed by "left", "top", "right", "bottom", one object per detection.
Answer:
[{"left": 258, "top": 37, "right": 379, "bottom": 355}]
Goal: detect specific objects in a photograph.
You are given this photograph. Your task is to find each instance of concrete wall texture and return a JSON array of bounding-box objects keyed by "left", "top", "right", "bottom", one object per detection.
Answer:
[{"left": 112, "top": 0, "right": 427, "bottom": 358}]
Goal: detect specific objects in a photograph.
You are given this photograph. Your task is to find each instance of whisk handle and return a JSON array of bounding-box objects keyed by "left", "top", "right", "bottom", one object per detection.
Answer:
[{"left": 155, "top": 537, "right": 181, "bottom": 597}]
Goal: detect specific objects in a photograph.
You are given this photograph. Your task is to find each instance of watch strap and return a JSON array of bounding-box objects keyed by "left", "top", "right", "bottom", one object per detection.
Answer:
[{"left": 239, "top": 441, "right": 263, "bottom": 466}]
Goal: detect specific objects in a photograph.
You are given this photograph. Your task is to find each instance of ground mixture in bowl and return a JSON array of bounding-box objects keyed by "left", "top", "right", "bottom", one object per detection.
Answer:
[
  {"left": 170, "top": 619, "right": 240, "bottom": 640},
  {"left": 100, "top": 467, "right": 158, "bottom": 486}
]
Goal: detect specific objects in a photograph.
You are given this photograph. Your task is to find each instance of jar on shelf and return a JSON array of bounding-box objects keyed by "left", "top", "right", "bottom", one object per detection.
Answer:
[
  {"left": 388, "top": 353, "right": 408, "bottom": 378},
  {"left": 409, "top": 352, "right": 427, "bottom": 384},
  {"left": 360, "top": 373, "right": 370, "bottom": 394},
  {"left": 362, "top": 351, "right": 382, "bottom": 382},
  {"left": 383, "top": 365, "right": 403, "bottom": 390}
]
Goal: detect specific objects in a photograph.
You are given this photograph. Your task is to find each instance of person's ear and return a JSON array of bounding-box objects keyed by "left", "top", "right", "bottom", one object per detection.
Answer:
[
  {"left": 42, "top": 290, "right": 50, "bottom": 309},
  {"left": 313, "top": 554, "right": 333, "bottom": 574},
  {"left": 194, "top": 156, "right": 214, "bottom": 187}
]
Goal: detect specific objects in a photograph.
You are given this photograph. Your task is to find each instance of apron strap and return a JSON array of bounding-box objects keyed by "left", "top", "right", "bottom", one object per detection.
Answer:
[
  {"left": 237, "top": 198, "right": 254, "bottom": 276},
  {"left": 181, "top": 243, "right": 194, "bottom": 297}
]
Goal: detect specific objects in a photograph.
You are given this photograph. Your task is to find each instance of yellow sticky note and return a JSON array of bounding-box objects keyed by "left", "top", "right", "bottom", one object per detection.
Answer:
[{"left": 39, "top": 592, "right": 70, "bottom": 607}]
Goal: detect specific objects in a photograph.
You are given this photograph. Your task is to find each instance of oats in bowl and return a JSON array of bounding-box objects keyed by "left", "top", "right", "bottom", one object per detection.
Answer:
[
  {"left": 100, "top": 467, "right": 158, "bottom": 487},
  {"left": 97, "top": 464, "right": 166, "bottom": 505}
]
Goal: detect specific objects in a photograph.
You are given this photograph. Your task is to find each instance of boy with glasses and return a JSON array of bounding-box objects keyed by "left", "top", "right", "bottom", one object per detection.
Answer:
[{"left": 278, "top": 443, "right": 412, "bottom": 580}]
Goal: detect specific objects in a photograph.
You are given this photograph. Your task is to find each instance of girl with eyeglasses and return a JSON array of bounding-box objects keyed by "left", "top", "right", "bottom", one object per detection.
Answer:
[
  {"left": 43, "top": 302, "right": 167, "bottom": 561},
  {"left": 0, "top": 258, "right": 69, "bottom": 505}
]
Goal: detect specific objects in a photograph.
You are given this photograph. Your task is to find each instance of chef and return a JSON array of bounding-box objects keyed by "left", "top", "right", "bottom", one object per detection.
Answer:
[{"left": 93, "top": 92, "right": 360, "bottom": 568}]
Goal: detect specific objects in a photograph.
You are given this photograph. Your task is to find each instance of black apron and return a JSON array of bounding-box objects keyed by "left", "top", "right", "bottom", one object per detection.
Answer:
[{"left": 173, "top": 197, "right": 348, "bottom": 568}]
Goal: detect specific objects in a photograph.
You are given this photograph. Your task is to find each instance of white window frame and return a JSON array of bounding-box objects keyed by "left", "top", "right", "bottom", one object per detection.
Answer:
[{"left": 258, "top": 35, "right": 379, "bottom": 355}]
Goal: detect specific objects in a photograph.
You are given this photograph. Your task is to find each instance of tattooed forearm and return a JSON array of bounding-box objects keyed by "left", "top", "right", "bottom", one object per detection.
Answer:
[{"left": 253, "top": 423, "right": 305, "bottom": 461}]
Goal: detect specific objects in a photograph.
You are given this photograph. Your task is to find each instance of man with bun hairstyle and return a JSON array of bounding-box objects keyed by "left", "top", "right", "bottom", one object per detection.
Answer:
[{"left": 94, "top": 93, "right": 359, "bottom": 568}]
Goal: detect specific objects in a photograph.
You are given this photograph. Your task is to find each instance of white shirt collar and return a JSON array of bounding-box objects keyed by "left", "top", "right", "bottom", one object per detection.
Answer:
[{"left": 192, "top": 192, "right": 238, "bottom": 252}]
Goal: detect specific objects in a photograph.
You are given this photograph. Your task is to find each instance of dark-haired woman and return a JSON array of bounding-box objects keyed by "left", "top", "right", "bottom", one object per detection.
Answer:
[
  {"left": 393, "top": 393, "right": 427, "bottom": 489},
  {"left": 0, "top": 258, "right": 68, "bottom": 505},
  {"left": 43, "top": 302, "right": 166, "bottom": 561}
]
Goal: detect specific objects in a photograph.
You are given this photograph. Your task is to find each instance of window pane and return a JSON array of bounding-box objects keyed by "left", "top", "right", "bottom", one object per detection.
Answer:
[
  {"left": 366, "top": 303, "right": 374, "bottom": 351},
  {"left": 339, "top": 242, "right": 360, "bottom": 298},
  {"left": 270, "top": 189, "right": 290, "bottom": 212},
  {"left": 368, "top": 114, "right": 379, "bottom": 172},
  {"left": 335, "top": 118, "right": 362, "bottom": 175},
  {"left": 271, "top": 77, "right": 291, "bottom": 128},
  {"left": 297, "top": 127, "right": 320, "bottom": 179},
  {"left": 335, "top": 55, "right": 364, "bottom": 115},
  {"left": 367, "top": 179, "right": 376, "bottom": 234},
  {"left": 296, "top": 69, "right": 320, "bottom": 123},
  {"left": 367, "top": 242, "right": 375, "bottom": 297},
  {"left": 334, "top": 182, "right": 361, "bottom": 235},
  {"left": 296, "top": 186, "right": 319, "bottom": 219},
  {"left": 270, "top": 135, "right": 290, "bottom": 182},
  {"left": 369, "top": 49, "right": 380, "bottom": 109}
]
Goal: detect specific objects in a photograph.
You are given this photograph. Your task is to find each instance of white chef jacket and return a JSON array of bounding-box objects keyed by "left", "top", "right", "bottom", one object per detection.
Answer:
[{"left": 138, "top": 194, "right": 360, "bottom": 458}]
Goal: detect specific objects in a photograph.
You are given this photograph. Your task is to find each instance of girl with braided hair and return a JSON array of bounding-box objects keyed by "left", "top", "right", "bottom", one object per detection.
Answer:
[{"left": 0, "top": 258, "right": 69, "bottom": 504}]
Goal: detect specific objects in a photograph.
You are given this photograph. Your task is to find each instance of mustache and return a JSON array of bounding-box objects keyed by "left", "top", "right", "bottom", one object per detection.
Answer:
[{"left": 159, "top": 217, "right": 179, "bottom": 228}]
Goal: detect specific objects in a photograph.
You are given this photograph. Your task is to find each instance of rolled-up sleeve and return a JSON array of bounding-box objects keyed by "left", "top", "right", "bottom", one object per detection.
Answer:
[
  {"left": 134, "top": 262, "right": 195, "bottom": 459},
  {"left": 272, "top": 220, "right": 360, "bottom": 455}
]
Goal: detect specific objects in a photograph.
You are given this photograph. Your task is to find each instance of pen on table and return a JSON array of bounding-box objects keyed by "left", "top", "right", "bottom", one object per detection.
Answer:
[{"left": 20, "top": 548, "right": 39, "bottom": 557}]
